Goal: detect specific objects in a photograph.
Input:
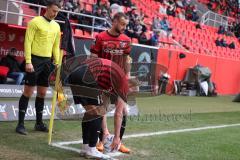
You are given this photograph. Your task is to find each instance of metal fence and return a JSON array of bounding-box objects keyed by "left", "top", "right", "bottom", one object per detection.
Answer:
[
  {"left": 201, "top": 11, "right": 235, "bottom": 29},
  {"left": 0, "top": 0, "right": 111, "bottom": 37}
]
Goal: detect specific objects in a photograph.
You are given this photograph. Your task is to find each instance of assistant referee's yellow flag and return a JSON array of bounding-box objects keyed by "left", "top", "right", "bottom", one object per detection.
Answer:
[{"left": 48, "top": 50, "right": 64, "bottom": 145}]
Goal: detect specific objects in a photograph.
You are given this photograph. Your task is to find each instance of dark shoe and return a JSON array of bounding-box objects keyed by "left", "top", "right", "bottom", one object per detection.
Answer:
[
  {"left": 16, "top": 124, "right": 27, "bottom": 135},
  {"left": 34, "top": 123, "right": 49, "bottom": 132}
]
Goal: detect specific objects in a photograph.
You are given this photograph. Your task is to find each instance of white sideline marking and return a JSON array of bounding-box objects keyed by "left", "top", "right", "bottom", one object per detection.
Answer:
[
  {"left": 53, "top": 123, "right": 240, "bottom": 145},
  {"left": 51, "top": 123, "right": 240, "bottom": 157},
  {"left": 51, "top": 142, "right": 123, "bottom": 158},
  {"left": 123, "top": 123, "right": 240, "bottom": 139},
  {"left": 51, "top": 143, "right": 81, "bottom": 153},
  {"left": 56, "top": 140, "right": 83, "bottom": 146}
]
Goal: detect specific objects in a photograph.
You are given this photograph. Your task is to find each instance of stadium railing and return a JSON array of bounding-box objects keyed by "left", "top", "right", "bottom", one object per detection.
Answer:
[
  {"left": 0, "top": 0, "right": 111, "bottom": 38},
  {"left": 200, "top": 10, "right": 235, "bottom": 28}
]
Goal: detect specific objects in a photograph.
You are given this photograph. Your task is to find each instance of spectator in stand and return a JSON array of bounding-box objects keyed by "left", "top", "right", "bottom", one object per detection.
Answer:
[
  {"left": 192, "top": 5, "right": 199, "bottom": 21},
  {"left": 159, "top": 4, "right": 167, "bottom": 15},
  {"left": 92, "top": 7, "right": 111, "bottom": 32},
  {"left": 185, "top": 5, "right": 193, "bottom": 20},
  {"left": 99, "top": 0, "right": 111, "bottom": 17},
  {"left": 0, "top": 48, "right": 25, "bottom": 85},
  {"left": 185, "top": 4, "right": 199, "bottom": 21},
  {"left": 207, "top": 1, "right": 213, "bottom": 10},
  {"left": 125, "top": 18, "right": 143, "bottom": 39},
  {"left": 93, "top": 0, "right": 101, "bottom": 13},
  {"left": 177, "top": 9, "right": 186, "bottom": 20},
  {"left": 229, "top": 42, "right": 236, "bottom": 49},
  {"left": 99, "top": 0, "right": 108, "bottom": 9},
  {"left": 63, "top": 0, "right": 77, "bottom": 12},
  {"left": 101, "top": 9, "right": 112, "bottom": 28},
  {"left": 226, "top": 30, "right": 235, "bottom": 37},
  {"left": 125, "top": 19, "right": 134, "bottom": 37},
  {"left": 176, "top": 0, "right": 184, "bottom": 8},
  {"left": 160, "top": 16, "right": 172, "bottom": 37},
  {"left": 152, "top": 16, "right": 161, "bottom": 31},
  {"left": 150, "top": 31, "right": 161, "bottom": 46},
  {"left": 182, "top": 0, "right": 192, "bottom": 7},
  {"left": 232, "top": 21, "right": 240, "bottom": 39},
  {"left": 93, "top": 7, "right": 103, "bottom": 27},
  {"left": 141, "top": 21, "right": 147, "bottom": 33},
  {"left": 166, "top": 1, "right": 176, "bottom": 17},
  {"left": 105, "top": 1, "right": 112, "bottom": 17},
  {"left": 126, "top": 6, "right": 139, "bottom": 22},
  {"left": 218, "top": 25, "right": 226, "bottom": 34},
  {"left": 134, "top": 18, "right": 144, "bottom": 38},
  {"left": 215, "top": 37, "right": 222, "bottom": 46},
  {"left": 139, "top": 8, "right": 146, "bottom": 22},
  {"left": 205, "top": 0, "right": 238, "bottom": 18},
  {"left": 220, "top": 38, "right": 228, "bottom": 47},
  {"left": 110, "top": 3, "right": 123, "bottom": 16},
  {"left": 138, "top": 31, "right": 149, "bottom": 45}
]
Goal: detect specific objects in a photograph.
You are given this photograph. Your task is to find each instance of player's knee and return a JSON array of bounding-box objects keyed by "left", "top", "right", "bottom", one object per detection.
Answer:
[
  {"left": 37, "top": 92, "right": 46, "bottom": 98},
  {"left": 123, "top": 106, "right": 128, "bottom": 116},
  {"left": 83, "top": 112, "right": 100, "bottom": 122},
  {"left": 23, "top": 88, "right": 34, "bottom": 97}
]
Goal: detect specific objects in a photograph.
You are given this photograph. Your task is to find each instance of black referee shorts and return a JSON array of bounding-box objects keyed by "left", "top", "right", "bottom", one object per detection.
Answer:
[
  {"left": 68, "top": 65, "right": 103, "bottom": 106},
  {"left": 25, "top": 55, "right": 54, "bottom": 87}
]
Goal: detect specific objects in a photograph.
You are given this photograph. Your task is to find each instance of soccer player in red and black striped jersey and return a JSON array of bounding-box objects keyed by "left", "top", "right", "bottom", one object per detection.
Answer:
[
  {"left": 68, "top": 58, "right": 129, "bottom": 159},
  {"left": 90, "top": 12, "right": 131, "bottom": 153},
  {"left": 90, "top": 12, "right": 131, "bottom": 74}
]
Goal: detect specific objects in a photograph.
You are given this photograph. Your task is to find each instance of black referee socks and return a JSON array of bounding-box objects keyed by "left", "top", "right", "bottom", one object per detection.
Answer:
[
  {"left": 18, "top": 95, "right": 29, "bottom": 125},
  {"left": 35, "top": 97, "right": 44, "bottom": 125}
]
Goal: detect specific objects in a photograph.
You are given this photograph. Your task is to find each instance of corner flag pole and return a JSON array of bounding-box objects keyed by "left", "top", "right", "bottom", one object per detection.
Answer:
[{"left": 48, "top": 49, "right": 64, "bottom": 145}]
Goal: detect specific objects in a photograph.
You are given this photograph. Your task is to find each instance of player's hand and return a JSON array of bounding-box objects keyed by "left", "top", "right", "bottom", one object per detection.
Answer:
[
  {"left": 25, "top": 63, "right": 34, "bottom": 72},
  {"left": 102, "top": 131, "right": 110, "bottom": 142},
  {"left": 110, "top": 136, "right": 121, "bottom": 151}
]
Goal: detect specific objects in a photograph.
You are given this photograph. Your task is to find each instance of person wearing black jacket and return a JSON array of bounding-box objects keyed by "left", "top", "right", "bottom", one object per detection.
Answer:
[{"left": 0, "top": 48, "right": 25, "bottom": 85}]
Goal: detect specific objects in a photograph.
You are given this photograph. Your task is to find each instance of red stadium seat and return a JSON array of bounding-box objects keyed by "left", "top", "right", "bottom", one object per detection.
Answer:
[
  {"left": 75, "top": 29, "right": 84, "bottom": 37},
  {"left": 93, "top": 32, "right": 99, "bottom": 38},
  {"left": 132, "top": 38, "right": 139, "bottom": 43},
  {"left": 0, "top": 66, "right": 9, "bottom": 77},
  {"left": 84, "top": 31, "right": 92, "bottom": 37},
  {"left": 85, "top": 4, "right": 93, "bottom": 12}
]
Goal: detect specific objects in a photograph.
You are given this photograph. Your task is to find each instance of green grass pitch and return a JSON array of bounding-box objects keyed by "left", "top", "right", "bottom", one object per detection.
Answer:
[{"left": 0, "top": 95, "right": 240, "bottom": 160}]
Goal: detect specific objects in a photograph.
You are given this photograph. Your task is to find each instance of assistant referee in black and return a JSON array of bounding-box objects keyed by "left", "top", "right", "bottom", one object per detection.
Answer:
[{"left": 16, "top": 0, "right": 61, "bottom": 135}]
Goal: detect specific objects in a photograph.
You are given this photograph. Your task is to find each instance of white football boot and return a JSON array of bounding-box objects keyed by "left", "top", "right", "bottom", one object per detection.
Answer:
[
  {"left": 80, "top": 144, "right": 89, "bottom": 157},
  {"left": 85, "top": 147, "right": 111, "bottom": 159}
]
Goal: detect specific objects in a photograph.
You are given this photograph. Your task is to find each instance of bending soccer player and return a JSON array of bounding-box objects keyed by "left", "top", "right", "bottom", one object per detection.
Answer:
[
  {"left": 90, "top": 12, "right": 132, "bottom": 153},
  {"left": 67, "top": 58, "right": 130, "bottom": 159}
]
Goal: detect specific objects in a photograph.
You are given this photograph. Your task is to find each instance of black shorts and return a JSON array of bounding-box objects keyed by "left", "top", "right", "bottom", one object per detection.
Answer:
[
  {"left": 25, "top": 55, "right": 54, "bottom": 87},
  {"left": 68, "top": 65, "right": 103, "bottom": 106}
]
